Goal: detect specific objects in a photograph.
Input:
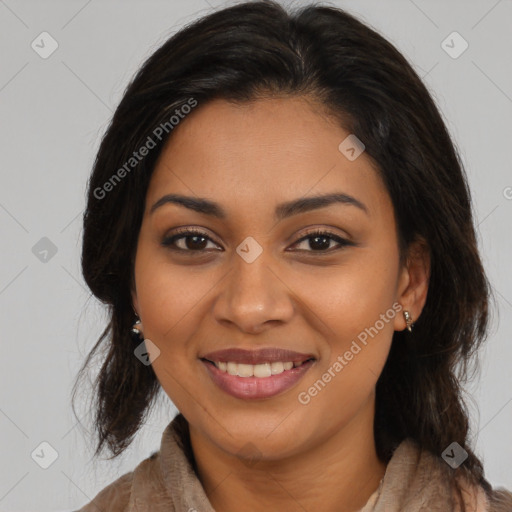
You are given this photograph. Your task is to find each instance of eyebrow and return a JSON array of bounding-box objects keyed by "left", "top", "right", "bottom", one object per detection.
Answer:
[{"left": 149, "top": 192, "right": 368, "bottom": 219}]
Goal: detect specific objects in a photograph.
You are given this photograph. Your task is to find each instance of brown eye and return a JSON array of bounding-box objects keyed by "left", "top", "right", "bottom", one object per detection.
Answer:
[
  {"left": 291, "top": 230, "right": 354, "bottom": 253},
  {"left": 161, "top": 229, "right": 220, "bottom": 252}
]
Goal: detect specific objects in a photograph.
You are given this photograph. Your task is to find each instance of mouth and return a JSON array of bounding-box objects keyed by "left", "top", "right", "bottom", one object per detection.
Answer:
[{"left": 199, "top": 348, "right": 316, "bottom": 400}]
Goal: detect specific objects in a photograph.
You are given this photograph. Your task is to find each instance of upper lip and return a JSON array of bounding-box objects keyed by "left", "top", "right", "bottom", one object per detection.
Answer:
[{"left": 200, "top": 348, "right": 315, "bottom": 365}]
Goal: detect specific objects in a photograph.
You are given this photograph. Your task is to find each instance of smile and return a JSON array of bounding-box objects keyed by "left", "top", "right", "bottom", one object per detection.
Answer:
[{"left": 200, "top": 358, "right": 315, "bottom": 399}]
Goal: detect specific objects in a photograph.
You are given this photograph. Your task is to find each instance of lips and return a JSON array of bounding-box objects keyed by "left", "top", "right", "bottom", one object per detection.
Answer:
[
  {"left": 199, "top": 347, "right": 317, "bottom": 399},
  {"left": 200, "top": 358, "right": 316, "bottom": 400},
  {"left": 200, "top": 347, "right": 315, "bottom": 365}
]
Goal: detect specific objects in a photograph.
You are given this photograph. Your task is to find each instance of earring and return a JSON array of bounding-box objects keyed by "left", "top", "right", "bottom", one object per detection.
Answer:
[
  {"left": 132, "top": 317, "right": 144, "bottom": 340},
  {"left": 403, "top": 310, "right": 414, "bottom": 332}
]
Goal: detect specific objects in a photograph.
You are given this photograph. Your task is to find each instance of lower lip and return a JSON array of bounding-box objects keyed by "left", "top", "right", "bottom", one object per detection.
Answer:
[{"left": 201, "top": 359, "right": 315, "bottom": 400}]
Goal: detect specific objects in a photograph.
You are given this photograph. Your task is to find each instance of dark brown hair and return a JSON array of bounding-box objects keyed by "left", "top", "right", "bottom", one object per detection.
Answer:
[{"left": 72, "top": 1, "right": 509, "bottom": 508}]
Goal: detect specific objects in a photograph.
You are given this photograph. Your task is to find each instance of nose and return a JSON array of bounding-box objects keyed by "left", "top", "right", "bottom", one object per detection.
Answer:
[{"left": 212, "top": 248, "right": 295, "bottom": 334}]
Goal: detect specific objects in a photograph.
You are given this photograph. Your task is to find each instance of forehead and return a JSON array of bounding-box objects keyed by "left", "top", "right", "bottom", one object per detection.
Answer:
[{"left": 146, "top": 97, "right": 390, "bottom": 220}]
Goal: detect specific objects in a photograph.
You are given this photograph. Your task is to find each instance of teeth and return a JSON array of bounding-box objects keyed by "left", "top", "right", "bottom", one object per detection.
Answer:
[
  {"left": 237, "top": 363, "right": 254, "bottom": 377},
  {"left": 214, "top": 360, "right": 306, "bottom": 377},
  {"left": 271, "top": 362, "right": 284, "bottom": 374},
  {"left": 254, "top": 363, "right": 272, "bottom": 378}
]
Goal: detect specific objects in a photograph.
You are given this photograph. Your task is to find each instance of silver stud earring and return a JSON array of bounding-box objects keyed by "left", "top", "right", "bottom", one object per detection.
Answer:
[
  {"left": 132, "top": 317, "right": 144, "bottom": 340},
  {"left": 403, "top": 310, "right": 414, "bottom": 332}
]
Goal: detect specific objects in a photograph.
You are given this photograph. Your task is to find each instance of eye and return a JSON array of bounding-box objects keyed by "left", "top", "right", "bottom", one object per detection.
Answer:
[
  {"left": 161, "top": 228, "right": 221, "bottom": 252},
  {"left": 161, "top": 227, "right": 353, "bottom": 254},
  {"left": 290, "top": 229, "right": 354, "bottom": 253}
]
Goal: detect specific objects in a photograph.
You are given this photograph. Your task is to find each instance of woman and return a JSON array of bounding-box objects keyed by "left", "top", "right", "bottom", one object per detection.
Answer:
[{"left": 73, "top": 1, "right": 512, "bottom": 511}]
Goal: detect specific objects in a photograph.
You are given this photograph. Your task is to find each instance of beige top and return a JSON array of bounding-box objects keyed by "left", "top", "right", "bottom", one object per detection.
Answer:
[{"left": 76, "top": 414, "right": 511, "bottom": 512}]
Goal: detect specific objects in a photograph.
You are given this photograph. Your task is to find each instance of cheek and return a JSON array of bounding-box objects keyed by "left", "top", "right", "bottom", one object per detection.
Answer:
[
  {"left": 296, "top": 244, "right": 399, "bottom": 392},
  {"left": 134, "top": 241, "right": 212, "bottom": 339},
  {"left": 133, "top": 247, "right": 209, "bottom": 407},
  {"left": 132, "top": 252, "right": 218, "bottom": 409},
  {"left": 296, "top": 262, "right": 397, "bottom": 427},
  {"left": 294, "top": 248, "right": 399, "bottom": 341}
]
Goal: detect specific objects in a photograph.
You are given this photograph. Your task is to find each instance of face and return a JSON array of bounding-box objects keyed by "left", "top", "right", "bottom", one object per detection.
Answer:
[{"left": 132, "top": 96, "right": 415, "bottom": 462}]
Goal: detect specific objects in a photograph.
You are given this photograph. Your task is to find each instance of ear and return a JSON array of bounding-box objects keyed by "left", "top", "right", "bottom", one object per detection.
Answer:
[{"left": 393, "top": 237, "right": 430, "bottom": 331}]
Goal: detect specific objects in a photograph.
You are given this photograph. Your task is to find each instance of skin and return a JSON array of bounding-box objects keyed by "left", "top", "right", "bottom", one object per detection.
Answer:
[{"left": 131, "top": 96, "right": 430, "bottom": 512}]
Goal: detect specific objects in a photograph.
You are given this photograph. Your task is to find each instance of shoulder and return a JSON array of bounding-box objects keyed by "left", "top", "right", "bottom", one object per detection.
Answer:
[
  {"left": 75, "top": 451, "right": 160, "bottom": 512},
  {"left": 485, "top": 487, "right": 512, "bottom": 512},
  {"left": 456, "top": 477, "right": 512, "bottom": 512},
  {"left": 454, "top": 478, "right": 489, "bottom": 512},
  {"left": 388, "top": 439, "right": 512, "bottom": 512},
  {"left": 75, "top": 470, "right": 134, "bottom": 511}
]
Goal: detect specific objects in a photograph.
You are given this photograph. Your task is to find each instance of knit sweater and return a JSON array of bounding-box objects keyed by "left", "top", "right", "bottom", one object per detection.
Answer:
[{"left": 76, "top": 414, "right": 512, "bottom": 512}]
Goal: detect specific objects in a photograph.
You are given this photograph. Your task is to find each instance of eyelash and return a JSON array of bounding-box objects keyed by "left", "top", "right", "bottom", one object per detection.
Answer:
[{"left": 161, "top": 227, "right": 354, "bottom": 255}]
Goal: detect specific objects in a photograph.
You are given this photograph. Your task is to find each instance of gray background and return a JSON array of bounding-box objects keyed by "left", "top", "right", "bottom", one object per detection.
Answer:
[{"left": 1, "top": 0, "right": 511, "bottom": 510}]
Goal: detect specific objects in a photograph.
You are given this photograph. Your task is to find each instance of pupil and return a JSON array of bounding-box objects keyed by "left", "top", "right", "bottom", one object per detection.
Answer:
[
  {"left": 187, "top": 235, "right": 207, "bottom": 250},
  {"left": 310, "top": 235, "right": 330, "bottom": 250}
]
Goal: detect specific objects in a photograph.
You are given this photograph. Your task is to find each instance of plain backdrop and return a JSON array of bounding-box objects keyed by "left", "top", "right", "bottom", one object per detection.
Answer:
[{"left": 0, "top": 0, "right": 511, "bottom": 510}]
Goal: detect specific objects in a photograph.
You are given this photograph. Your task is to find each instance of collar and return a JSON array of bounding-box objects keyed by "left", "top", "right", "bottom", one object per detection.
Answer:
[{"left": 125, "top": 414, "right": 488, "bottom": 512}]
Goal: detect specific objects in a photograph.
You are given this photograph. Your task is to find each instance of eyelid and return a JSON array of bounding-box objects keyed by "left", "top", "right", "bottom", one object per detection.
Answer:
[
  {"left": 288, "top": 228, "right": 354, "bottom": 252},
  {"left": 162, "top": 227, "right": 221, "bottom": 251}
]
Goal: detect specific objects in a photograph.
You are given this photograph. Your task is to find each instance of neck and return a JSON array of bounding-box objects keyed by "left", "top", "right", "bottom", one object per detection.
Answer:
[{"left": 189, "top": 395, "right": 386, "bottom": 512}]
